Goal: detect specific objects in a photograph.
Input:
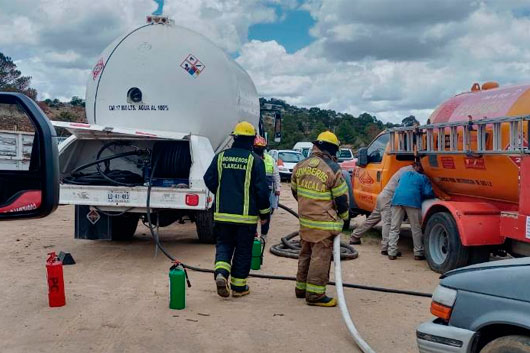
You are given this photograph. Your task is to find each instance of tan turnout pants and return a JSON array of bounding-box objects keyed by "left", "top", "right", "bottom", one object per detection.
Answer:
[
  {"left": 351, "top": 193, "right": 392, "bottom": 251},
  {"left": 388, "top": 206, "right": 424, "bottom": 256},
  {"left": 295, "top": 237, "right": 333, "bottom": 302}
]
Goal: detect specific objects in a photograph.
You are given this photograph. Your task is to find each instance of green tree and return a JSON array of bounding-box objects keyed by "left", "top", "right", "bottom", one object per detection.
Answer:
[
  {"left": 70, "top": 96, "right": 85, "bottom": 107},
  {"left": 0, "top": 52, "right": 37, "bottom": 99},
  {"left": 402, "top": 115, "right": 419, "bottom": 126}
]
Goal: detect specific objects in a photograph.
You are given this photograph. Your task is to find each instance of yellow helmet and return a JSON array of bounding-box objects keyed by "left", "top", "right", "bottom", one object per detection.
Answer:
[
  {"left": 316, "top": 131, "right": 340, "bottom": 147},
  {"left": 232, "top": 121, "right": 256, "bottom": 137}
]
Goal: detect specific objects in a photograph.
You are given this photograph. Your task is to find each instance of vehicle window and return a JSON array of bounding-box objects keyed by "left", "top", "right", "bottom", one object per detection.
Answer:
[
  {"left": 301, "top": 148, "right": 311, "bottom": 158},
  {"left": 367, "top": 133, "right": 389, "bottom": 164},
  {"left": 338, "top": 150, "right": 352, "bottom": 159},
  {"left": 279, "top": 152, "right": 303, "bottom": 163}
]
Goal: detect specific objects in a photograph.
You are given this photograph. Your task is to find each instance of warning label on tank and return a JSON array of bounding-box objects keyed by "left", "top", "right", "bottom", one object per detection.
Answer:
[
  {"left": 464, "top": 158, "right": 486, "bottom": 170},
  {"left": 440, "top": 157, "right": 455, "bottom": 169},
  {"left": 180, "top": 54, "right": 205, "bottom": 78}
]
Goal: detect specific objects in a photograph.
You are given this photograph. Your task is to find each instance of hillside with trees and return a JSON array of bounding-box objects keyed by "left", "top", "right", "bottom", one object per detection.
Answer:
[{"left": 261, "top": 98, "right": 399, "bottom": 150}]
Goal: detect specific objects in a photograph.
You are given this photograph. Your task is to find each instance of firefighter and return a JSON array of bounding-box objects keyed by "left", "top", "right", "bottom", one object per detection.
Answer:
[
  {"left": 204, "top": 121, "right": 271, "bottom": 298},
  {"left": 291, "top": 131, "right": 349, "bottom": 307},
  {"left": 253, "top": 136, "right": 281, "bottom": 239}
]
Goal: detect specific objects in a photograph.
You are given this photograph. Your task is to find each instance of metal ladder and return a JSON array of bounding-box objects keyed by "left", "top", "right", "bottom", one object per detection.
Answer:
[{"left": 388, "top": 115, "right": 530, "bottom": 155}]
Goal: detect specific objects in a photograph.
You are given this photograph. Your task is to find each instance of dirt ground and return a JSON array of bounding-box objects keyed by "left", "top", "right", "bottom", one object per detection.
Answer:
[{"left": 0, "top": 186, "right": 440, "bottom": 353}]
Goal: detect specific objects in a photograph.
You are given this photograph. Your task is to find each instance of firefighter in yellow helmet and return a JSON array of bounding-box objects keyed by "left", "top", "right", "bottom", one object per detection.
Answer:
[
  {"left": 291, "top": 131, "right": 349, "bottom": 307},
  {"left": 204, "top": 121, "right": 271, "bottom": 298}
]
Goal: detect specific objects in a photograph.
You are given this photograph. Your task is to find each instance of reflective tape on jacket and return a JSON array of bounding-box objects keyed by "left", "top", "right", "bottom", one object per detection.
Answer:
[
  {"left": 243, "top": 155, "right": 254, "bottom": 217},
  {"left": 297, "top": 187, "right": 332, "bottom": 201},
  {"left": 214, "top": 212, "right": 258, "bottom": 224},
  {"left": 215, "top": 261, "right": 231, "bottom": 272},
  {"left": 332, "top": 181, "right": 348, "bottom": 197},
  {"left": 339, "top": 210, "right": 349, "bottom": 220},
  {"left": 259, "top": 207, "right": 271, "bottom": 215},
  {"left": 215, "top": 152, "right": 225, "bottom": 213},
  {"left": 299, "top": 217, "right": 343, "bottom": 232},
  {"left": 306, "top": 283, "right": 326, "bottom": 294},
  {"left": 230, "top": 277, "right": 247, "bottom": 287},
  {"left": 264, "top": 154, "right": 275, "bottom": 175}
]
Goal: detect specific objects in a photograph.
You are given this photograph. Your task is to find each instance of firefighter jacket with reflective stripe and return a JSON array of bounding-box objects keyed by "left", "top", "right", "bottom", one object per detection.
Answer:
[
  {"left": 204, "top": 147, "right": 271, "bottom": 224},
  {"left": 264, "top": 153, "right": 281, "bottom": 193},
  {"left": 291, "top": 151, "right": 349, "bottom": 242}
]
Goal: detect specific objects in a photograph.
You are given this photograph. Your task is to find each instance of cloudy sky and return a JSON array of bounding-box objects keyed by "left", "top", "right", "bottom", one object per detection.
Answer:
[{"left": 1, "top": 0, "right": 530, "bottom": 123}]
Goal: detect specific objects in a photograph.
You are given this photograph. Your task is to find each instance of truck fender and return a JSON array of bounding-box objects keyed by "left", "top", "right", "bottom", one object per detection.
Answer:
[{"left": 422, "top": 200, "right": 504, "bottom": 246}]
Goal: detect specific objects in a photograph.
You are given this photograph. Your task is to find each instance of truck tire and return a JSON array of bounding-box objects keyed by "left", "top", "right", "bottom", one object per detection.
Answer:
[
  {"left": 481, "top": 335, "right": 530, "bottom": 353},
  {"left": 424, "top": 212, "right": 469, "bottom": 273},
  {"left": 196, "top": 209, "right": 215, "bottom": 243},
  {"left": 111, "top": 213, "right": 140, "bottom": 241}
]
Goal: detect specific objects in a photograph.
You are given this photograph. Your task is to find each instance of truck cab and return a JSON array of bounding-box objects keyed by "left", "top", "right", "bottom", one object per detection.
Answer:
[{"left": 351, "top": 132, "right": 412, "bottom": 213}]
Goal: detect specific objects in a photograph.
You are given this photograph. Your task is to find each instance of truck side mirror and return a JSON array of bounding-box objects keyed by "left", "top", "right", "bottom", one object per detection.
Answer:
[
  {"left": 274, "top": 112, "right": 282, "bottom": 143},
  {"left": 0, "top": 92, "right": 59, "bottom": 221},
  {"left": 357, "top": 147, "right": 368, "bottom": 167}
]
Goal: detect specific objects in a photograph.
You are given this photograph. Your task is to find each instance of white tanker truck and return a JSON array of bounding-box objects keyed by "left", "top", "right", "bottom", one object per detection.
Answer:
[{"left": 53, "top": 16, "right": 279, "bottom": 242}]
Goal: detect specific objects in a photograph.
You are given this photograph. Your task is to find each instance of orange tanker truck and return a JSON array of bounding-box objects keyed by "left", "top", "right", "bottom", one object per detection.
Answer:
[{"left": 351, "top": 82, "right": 530, "bottom": 273}]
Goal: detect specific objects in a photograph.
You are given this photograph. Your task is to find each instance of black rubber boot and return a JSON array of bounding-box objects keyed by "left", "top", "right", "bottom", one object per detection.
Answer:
[
  {"left": 306, "top": 296, "right": 337, "bottom": 307},
  {"left": 232, "top": 285, "right": 250, "bottom": 298},
  {"left": 215, "top": 274, "right": 230, "bottom": 298}
]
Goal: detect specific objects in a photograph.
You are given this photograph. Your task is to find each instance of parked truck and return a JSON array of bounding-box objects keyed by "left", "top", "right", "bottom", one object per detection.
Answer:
[
  {"left": 351, "top": 82, "right": 530, "bottom": 273},
  {"left": 53, "top": 16, "right": 279, "bottom": 242}
]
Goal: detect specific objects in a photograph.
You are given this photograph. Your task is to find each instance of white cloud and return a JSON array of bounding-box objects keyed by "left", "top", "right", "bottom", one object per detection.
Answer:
[
  {"left": 2, "top": 0, "right": 530, "bottom": 124},
  {"left": 236, "top": 0, "right": 530, "bottom": 123},
  {"left": 0, "top": 0, "right": 280, "bottom": 99}
]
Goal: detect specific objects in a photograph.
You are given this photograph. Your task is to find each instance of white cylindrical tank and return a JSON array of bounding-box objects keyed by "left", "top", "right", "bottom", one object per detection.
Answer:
[{"left": 86, "top": 19, "right": 260, "bottom": 150}]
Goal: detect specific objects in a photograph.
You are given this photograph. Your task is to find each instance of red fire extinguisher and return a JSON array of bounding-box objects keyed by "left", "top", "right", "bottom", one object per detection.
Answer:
[{"left": 46, "top": 252, "right": 65, "bottom": 307}]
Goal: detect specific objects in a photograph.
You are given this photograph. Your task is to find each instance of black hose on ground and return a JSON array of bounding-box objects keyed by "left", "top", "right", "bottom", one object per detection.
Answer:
[{"left": 144, "top": 178, "right": 431, "bottom": 297}]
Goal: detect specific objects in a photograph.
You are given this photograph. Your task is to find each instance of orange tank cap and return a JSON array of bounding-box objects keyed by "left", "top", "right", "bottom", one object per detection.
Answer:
[
  {"left": 471, "top": 83, "right": 481, "bottom": 92},
  {"left": 482, "top": 81, "right": 500, "bottom": 90}
]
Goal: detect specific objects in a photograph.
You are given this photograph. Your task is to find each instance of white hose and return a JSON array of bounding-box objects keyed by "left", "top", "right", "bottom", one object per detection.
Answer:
[{"left": 333, "top": 235, "right": 376, "bottom": 353}]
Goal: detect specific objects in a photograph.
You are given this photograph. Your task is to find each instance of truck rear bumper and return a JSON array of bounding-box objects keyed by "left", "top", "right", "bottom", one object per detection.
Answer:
[
  {"left": 417, "top": 320, "right": 475, "bottom": 353},
  {"left": 59, "top": 184, "right": 210, "bottom": 210}
]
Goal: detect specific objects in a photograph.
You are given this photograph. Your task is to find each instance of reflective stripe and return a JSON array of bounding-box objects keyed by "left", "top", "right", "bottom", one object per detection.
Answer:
[
  {"left": 339, "top": 210, "right": 349, "bottom": 220},
  {"left": 297, "top": 187, "right": 332, "bottom": 201},
  {"left": 243, "top": 155, "right": 254, "bottom": 216},
  {"left": 230, "top": 277, "right": 247, "bottom": 287},
  {"left": 306, "top": 283, "right": 326, "bottom": 294},
  {"left": 332, "top": 181, "right": 348, "bottom": 197},
  {"left": 259, "top": 207, "right": 271, "bottom": 215},
  {"left": 215, "top": 261, "right": 231, "bottom": 272},
  {"left": 215, "top": 152, "right": 225, "bottom": 213},
  {"left": 299, "top": 217, "right": 343, "bottom": 232},
  {"left": 296, "top": 282, "right": 306, "bottom": 290},
  {"left": 214, "top": 212, "right": 258, "bottom": 224},
  {"left": 264, "top": 154, "right": 275, "bottom": 175}
]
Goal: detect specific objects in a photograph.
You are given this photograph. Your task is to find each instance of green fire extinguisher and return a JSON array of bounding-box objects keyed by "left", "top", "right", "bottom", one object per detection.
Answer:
[
  {"left": 169, "top": 261, "right": 190, "bottom": 310},
  {"left": 251, "top": 237, "right": 265, "bottom": 271}
]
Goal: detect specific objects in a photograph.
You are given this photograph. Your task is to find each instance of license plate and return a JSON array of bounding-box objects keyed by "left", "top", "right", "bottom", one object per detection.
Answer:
[{"left": 107, "top": 191, "right": 130, "bottom": 203}]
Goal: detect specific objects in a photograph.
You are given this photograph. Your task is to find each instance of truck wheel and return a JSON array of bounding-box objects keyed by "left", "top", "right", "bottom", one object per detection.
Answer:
[
  {"left": 195, "top": 209, "right": 215, "bottom": 243},
  {"left": 481, "top": 335, "right": 530, "bottom": 353},
  {"left": 111, "top": 213, "right": 140, "bottom": 241},
  {"left": 424, "top": 212, "right": 469, "bottom": 273}
]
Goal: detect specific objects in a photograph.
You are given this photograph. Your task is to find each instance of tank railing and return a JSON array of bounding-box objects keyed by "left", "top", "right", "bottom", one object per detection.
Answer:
[{"left": 387, "top": 115, "right": 530, "bottom": 156}]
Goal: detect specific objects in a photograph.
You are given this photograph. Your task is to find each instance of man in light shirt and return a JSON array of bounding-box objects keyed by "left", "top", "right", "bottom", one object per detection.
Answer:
[{"left": 349, "top": 165, "right": 413, "bottom": 256}]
